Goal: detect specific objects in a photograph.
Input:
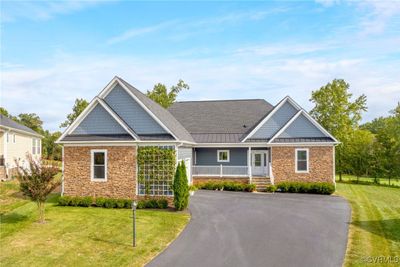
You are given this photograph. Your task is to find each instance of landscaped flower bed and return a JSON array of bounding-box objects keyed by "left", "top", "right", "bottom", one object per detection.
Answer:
[
  {"left": 273, "top": 182, "right": 335, "bottom": 195},
  {"left": 58, "top": 196, "right": 168, "bottom": 209},
  {"left": 196, "top": 181, "right": 256, "bottom": 192}
]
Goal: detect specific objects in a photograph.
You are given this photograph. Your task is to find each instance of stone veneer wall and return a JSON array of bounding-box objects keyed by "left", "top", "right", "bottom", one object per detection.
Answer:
[
  {"left": 193, "top": 177, "right": 249, "bottom": 185},
  {"left": 63, "top": 146, "right": 136, "bottom": 199},
  {"left": 271, "top": 146, "right": 334, "bottom": 184}
]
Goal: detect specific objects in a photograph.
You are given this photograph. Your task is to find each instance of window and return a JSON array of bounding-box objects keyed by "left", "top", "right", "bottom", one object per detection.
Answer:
[
  {"left": 254, "top": 154, "right": 262, "bottom": 167},
  {"left": 295, "top": 148, "right": 309, "bottom": 173},
  {"left": 91, "top": 150, "right": 107, "bottom": 181},
  {"left": 217, "top": 150, "right": 230, "bottom": 162},
  {"left": 32, "top": 139, "right": 36, "bottom": 154},
  {"left": 6, "top": 133, "right": 9, "bottom": 143},
  {"left": 12, "top": 134, "right": 16, "bottom": 143},
  {"left": 36, "top": 139, "right": 41, "bottom": 154}
]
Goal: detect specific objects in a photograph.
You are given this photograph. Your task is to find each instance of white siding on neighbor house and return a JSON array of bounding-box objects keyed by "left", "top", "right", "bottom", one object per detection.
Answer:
[
  {"left": 252, "top": 101, "right": 298, "bottom": 139},
  {"left": 278, "top": 113, "right": 328, "bottom": 138},
  {"left": 104, "top": 84, "right": 167, "bottom": 134},
  {"left": 3, "top": 130, "right": 41, "bottom": 168},
  {"left": 71, "top": 104, "right": 128, "bottom": 135},
  {"left": 0, "top": 132, "right": 4, "bottom": 156}
]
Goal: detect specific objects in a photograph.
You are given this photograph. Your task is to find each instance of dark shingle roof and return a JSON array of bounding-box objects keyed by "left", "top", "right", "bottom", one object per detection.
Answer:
[
  {"left": 168, "top": 99, "right": 273, "bottom": 143},
  {"left": 118, "top": 77, "right": 194, "bottom": 143},
  {"left": 0, "top": 114, "right": 42, "bottom": 137}
]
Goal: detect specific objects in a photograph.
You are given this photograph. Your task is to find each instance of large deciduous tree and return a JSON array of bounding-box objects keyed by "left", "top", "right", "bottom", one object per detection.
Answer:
[
  {"left": 60, "top": 98, "right": 89, "bottom": 128},
  {"left": 147, "top": 80, "right": 189, "bottom": 108},
  {"left": 310, "top": 79, "right": 367, "bottom": 180},
  {"left": 13, "top": 113, "right": 44, "bottom": 134}
]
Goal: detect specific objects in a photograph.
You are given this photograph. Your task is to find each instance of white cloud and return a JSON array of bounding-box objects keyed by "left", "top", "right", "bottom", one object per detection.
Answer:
[
  {"left": 1, "top": 1, "right": 104, "bottom": 22},
  {"left": 2, "top": 52, "right": 398, "bottom": 131},
  {"left": 107, "top": 20, "right": 178, "bottom": 45}
]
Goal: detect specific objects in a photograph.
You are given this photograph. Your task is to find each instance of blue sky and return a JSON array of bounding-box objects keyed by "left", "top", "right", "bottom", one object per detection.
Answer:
[{"left": 1, "top": 0, "right": 399, "bottom": 131}]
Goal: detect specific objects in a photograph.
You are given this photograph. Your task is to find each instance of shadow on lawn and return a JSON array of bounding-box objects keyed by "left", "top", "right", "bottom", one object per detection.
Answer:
[
  {"left": 0, "top": 212, "right": 29, "bottom": 223},
  {"left": 89, "top": 236, "right": 132, "bottom": 248},
  {"left": 352, "top": 219, "right": 400, "bottom": 242}
]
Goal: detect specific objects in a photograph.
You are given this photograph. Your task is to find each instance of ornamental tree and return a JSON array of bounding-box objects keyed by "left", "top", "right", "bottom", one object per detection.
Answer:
[{"left": 15, "top": 155, "right": 61, "bottom": 223}]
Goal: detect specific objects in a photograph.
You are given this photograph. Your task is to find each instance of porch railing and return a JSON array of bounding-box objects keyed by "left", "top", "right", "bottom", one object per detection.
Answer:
[{"left": 192, "top": 165, "right": 248, "bottom": 177}]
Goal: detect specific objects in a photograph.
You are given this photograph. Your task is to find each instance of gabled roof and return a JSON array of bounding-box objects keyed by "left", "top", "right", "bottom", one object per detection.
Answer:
[
  {"left": 117, "top": 77, "right": 194, "bottom": 143},
  {"left": 169, "top": 99, "right": 273, "bottom": 143},
  {"left": 0, "top": 114, "right": 42, "bottom": 137}
]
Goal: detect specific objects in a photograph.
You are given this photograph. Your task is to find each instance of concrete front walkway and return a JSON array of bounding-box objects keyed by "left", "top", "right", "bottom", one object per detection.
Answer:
[{"left": 147, "top": 190, "right": 350, "bottom": 267}]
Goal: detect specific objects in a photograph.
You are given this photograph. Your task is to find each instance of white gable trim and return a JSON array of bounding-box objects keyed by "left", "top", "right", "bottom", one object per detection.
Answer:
[
  {"left": 56, "top": 98, "right": 138, "bottom": 143},
  {"left": 268, "top": 109, "right": 339, "bottom": 144},
  {"left": 242, "top": 96, "right": 301, "bottom": 142},
  {"left": 98, "top": 77, "right": 178, "bottom": 140}
]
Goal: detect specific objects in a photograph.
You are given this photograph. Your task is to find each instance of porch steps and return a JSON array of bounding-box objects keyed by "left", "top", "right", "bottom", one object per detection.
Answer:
[{"left": 251, "top": 177, "right": 271, "bottom": 192}]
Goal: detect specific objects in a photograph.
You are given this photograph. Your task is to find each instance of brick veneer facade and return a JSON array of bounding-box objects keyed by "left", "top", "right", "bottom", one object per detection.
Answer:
[
  {"left": 271, "top": 146, "right": 334, "bottom": 184},
  {"left": 193, "top": 177, "right": 249, "bottom": 185},
  {"left": 63, "top": 146, "right": 137, "bottom": 199}
]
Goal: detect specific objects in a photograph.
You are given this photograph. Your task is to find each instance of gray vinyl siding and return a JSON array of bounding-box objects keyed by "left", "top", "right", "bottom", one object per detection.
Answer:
[
  {"left": 178, "top": 147, "right": 192, "bottom": 161},
  {"left": 195, "top": 148, "right": 247, "bottom": 166},
  {"left": 71, "top": 104, "right": 128, "bottom": 135},
  {"left": 104, "top": 84, "right": 167, "bottom": 134},
  {"left": 278, "top": 113, "right": 327, "bottom": 138},
  {"left": 252, "top": 101, "right": 298, "bottom": 139}
]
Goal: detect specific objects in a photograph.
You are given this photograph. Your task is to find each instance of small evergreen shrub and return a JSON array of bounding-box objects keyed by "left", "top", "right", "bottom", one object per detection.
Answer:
[
  {"left": 116, "top": 199, "right": 126, "bottom": 208},
  {"left": 95, "top": 197, "right": 107, "bottom": 207},
  {"left": 173, "top": 161, "right": 189, "bottom": 211},
  {"left": 276, "top": 182, "right": 335, "bottom": 195},
  {"left": 57, "top": 196, "right": 169, "bottom": 209},
  {"left": 79, "top": 196, "right": 93, "bottom": 207},
  {"left": 104, "top": 198, "right": 117, "bottom": 208},
  {"left": 197, "top": 181, "right": 256, "bottom": 192},
  {"left": 265, "top": 185, "right": 277, "bottom": 192},
  {"left": 58, "top": 196, "right": 72, "bottom": 206}
]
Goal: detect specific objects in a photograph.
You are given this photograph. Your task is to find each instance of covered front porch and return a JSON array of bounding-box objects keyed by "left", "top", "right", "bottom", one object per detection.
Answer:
[{"left": 192, "top": 147, "right": 272, "bottom": 180}]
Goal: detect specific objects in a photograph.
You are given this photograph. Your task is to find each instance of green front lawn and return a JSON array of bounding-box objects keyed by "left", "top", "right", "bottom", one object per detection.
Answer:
[
  {"left": 335, "top": 182, "right": 400, "bottom": 266},
  {"left": 0, "top": 181, "right": 190, "bottom": 267}
]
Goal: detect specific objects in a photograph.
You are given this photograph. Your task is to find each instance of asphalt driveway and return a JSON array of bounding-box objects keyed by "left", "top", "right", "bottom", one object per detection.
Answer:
[{"left": 147, "top": 190, "right": 350, "bottom": 267}]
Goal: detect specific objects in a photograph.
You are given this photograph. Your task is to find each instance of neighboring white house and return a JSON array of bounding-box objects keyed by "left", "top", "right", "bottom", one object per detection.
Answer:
[{"left": 0, "top": 114, "right": 43, "bottom": 180}]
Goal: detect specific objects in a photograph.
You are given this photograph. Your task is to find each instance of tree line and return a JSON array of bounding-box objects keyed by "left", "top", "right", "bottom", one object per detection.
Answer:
[
  {"left": 310, "top": 79, "right": 400, "bottom": 181},
  {"left": 1, "top": 79, "right": 398, "bottom": 180}
]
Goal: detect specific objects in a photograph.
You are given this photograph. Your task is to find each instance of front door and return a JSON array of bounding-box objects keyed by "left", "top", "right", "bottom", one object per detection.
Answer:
[{"left": 251, "top": 151, "right": 267, "bottom": 176}]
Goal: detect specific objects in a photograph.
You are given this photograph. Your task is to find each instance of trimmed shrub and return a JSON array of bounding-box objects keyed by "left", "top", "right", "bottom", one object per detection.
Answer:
[
  {"left": 173, "top": 161, "right": 189, "bottom": 211},
  {"left": 115, "top": 199, "right": 126, "bottom": 208},
  {"left": 95, "top": 197, "right": 107, "bottom": 207},
  {"left": 104, "top": 198, "right": 117, "bottom": 208},
  {"left": 58, "top": 196, "right": 169, "bottom": 209},
  {"left": 197, "top": 181, "right": 256, "bottom": 192},
  {"left": 58, "top": 196, "right": 72, "bottom": 206},
  {"left": 265, "top": 185, "right": 277, "bottom": 192},
  {"left": 79, "top": 196, "right": 93, "bottom": 207},
  {"left": 276, "top": 182, "right": 335, "bottom": 195}
]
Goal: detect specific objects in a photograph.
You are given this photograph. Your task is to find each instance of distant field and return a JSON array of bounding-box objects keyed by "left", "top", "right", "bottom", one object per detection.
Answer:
[{"left": 336, "top": 174, "right": 400, "bottom": 186}]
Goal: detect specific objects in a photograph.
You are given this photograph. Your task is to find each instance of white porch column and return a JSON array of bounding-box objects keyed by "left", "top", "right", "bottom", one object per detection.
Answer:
[{"left": 248, "top": 147, "right": 252, "bottom": 183}]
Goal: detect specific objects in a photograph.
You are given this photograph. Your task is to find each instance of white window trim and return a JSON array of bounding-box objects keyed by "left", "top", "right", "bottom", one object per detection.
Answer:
[
  {"left": 13, "top": 134, "right": 16, "bottom": 143},
  {"left": 91, "top": 149, "right": 108, "bottom": 182},
  {"left": 217, "top": 149, "right": 230, "bottom": 163},
  {"left": 295, "top": 148, "right": 309, "bottom": 173}
]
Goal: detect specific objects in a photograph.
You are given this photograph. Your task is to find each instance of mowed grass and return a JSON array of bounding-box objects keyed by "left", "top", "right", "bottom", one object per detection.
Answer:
[
  {"left": 0, "top": 181, "right": 190, "bottom": 267},
  {"left": 336, "top": 174, "right": 400, "bottom": 186},
  {"left": 335, "top": 183, "right": 400, "bottom": 266}
]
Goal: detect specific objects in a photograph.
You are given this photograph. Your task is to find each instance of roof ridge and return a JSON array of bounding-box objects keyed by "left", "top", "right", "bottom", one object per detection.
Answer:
[{"left": 174, "top": 99, "right": 267, "bottom": 103}]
